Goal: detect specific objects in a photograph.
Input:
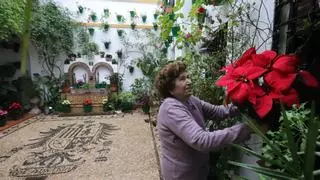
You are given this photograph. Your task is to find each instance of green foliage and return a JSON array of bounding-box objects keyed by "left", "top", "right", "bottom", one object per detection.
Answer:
[
  {"left": 31, "top": 1, "right": 74, "bottom": 62},
  {"left": 77, "top": 28, "right": 99, "bottom": 59},
  {"left": 31, "top": 1, "right": 75, "bottom": 109},
  {"left": 0, "top": 0, "right": 26, "bottom": 40},
  {"left": 230, "top": 103, "right": 320, "bottom": 179},
  {"left": 185, "top": 52, "right": 225, "bottom": 105}
]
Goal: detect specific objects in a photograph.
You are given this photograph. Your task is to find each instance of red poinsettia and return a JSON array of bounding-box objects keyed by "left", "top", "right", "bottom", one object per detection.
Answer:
[
  {"left": 197, "top": 6, "right": 205, "bottom": 14},
  {"left": 0, "top": 109, "right": 7, "bottom": 117},
  {"left": 216, "top": 47, "right": 319, "bottom": 119},
  {"left": 83, "top": 98, "right": 92, "bottom": 106},
  {"left": 9, "top": 102, "right": 22, "bottom": 110}
]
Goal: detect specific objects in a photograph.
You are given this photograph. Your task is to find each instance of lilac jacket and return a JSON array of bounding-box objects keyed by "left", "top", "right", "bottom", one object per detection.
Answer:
[{"left": 157, "top": 96, "right": 251, "bottom": 180}]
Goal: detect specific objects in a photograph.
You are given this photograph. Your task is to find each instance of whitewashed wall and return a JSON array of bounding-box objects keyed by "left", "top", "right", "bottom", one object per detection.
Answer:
[{"left": 30, "top": 0, "right": 159, "bottom": 91}]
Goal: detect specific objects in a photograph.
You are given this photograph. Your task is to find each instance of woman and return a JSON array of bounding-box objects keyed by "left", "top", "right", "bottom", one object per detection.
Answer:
[{"left": 155, "top": 61, "right": 252, "bottom": 180}]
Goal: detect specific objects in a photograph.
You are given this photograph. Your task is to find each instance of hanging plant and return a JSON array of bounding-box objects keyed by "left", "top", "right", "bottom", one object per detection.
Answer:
[
  {"left": 116, "top": 50, "right": 123, "bottom": 59},
  {"left": 100, "top": 51, "right": 105, "bottom": 58},
  {"left": 105, "top": 54, "right": 112, "bottom": 61},
  {"left": 88, "top": 28, "right": 95, "bottom": 36},
  {"left": 104, "top": 41, "right": 111, "bottom": 49},
  {"left": 103, "top": 8, "right": 110, "bottom": 18},
  {"left": 116, "top": 14, "right": 125, "bottom": 23},
  {"left": 90, "top": 12, "right": 97, "bottom": 22},
  {"left": 154, "top": 11, "right": 159, "bottom": 20},
  {"left": 78, "top": 5, "right": 84, "bottom": 14},
  {"left": 103, "top": 23, "right": 109, "bottom": 32},
  {"left": 171, "top": 25, "right": 180, "bottom": 37},
  {"left": 153, "top": 23, "right": 158, "bottom": 31},
  {"left": 77, "top": 52, "right": 81, "bottom": 58},
  {"left": 141, "top": 14, "right": 147, "bottom": 23},
  {"left": 131, "top": 23, "right": 136, "bottom": 30},
  {"left": 128, "top": 65, "right": 134, "bottom": 73},
  {"left": 117, "top": 29, "right": 124, "bottom": 37},
  {"left": 130, "top": 10, "right": 136, "bottom": 18},
  {"left": 112, "top": 59, "right": 118, "bottom": 64}
]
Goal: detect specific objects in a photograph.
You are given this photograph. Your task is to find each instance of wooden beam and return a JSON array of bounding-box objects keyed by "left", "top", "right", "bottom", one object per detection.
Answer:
[{"left": 80, "top": 22, "right": 153, "bottom": 29}]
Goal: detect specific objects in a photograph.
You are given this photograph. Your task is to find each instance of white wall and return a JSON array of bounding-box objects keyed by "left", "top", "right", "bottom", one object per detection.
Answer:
[
  {"left": 96, "top": 66, "right": 111, "bottom": 83},
  {"left": 0, "top": 47, "right": 23, "bottom": 80}
]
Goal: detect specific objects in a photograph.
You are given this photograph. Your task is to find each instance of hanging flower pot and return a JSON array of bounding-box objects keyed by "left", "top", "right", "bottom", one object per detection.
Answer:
[
  {"left": 112, "top": 59, "right": 118, "bottom": 64},
  {"left": 78, "top": 6, "right": 84, "bottom": 14},
  {"left": 89, "top": 61, "right": 94, "bottom": 66},
  {"left": 116, "top": 50, "right": 123, "bottom": 59},
  {"left": 130, "top": 11, "right": 136, "bottom": 18},
  {"left": 164, "top": 41, "right": 170, "bottom": 48},
  {"left": 111, "top": 84, "right": 117, "bottom": 92},
  {"left": 131, "top": 23, "right": 136, "bottom": 30},
  {"left": 117, "top": 30, "right": 124, "bottom": 37},
  {"left": 103, "top": 23, "right": 109, "bottom": 32},
  {"left": 88, "top": 28, "right": 95, "bottom": 36},
  {"left": 141, "top": 15, "right": 147, "bottom": 23},
  {"left": 100, "top": 51, "right": 105, "bottom": 58},
  {"left": 116, "top": 15, "right": 124, "bottom": 22},
  {"left": 128, "top": 65, "right": 134, "bottom": 73},
  {"left": 154, "top": 13, "right": 159, "bottom": 20},
  {"left": 171, "top": 26, "right": 180, "bottom": 37},
  {"left": 161, "top": 47, "right": 168, "bottom": 54},
  {"left": 105, "top": 54, "right": 112, "bottom": 61},
  {"left": 104, "top": 41, "right": 111, "bottom": 49},
  {"left": 77, "top": 52, "right": 81, "bottom": 58},
  {"left": 104, "top": 9, "right": 110, "bottom": 17},
  {"left": 90, "top": 12, "right": 97, "bottom": 22},
  {"left": 153, "top": 23, "right": 158, "bottom": 31}
]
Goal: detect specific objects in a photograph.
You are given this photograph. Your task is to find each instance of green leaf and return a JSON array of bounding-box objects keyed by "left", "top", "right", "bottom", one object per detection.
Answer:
[
  {"left": 280, "top": 103, "right": 299, "bottom": 172},
  {"left": 303, "top": 101, "right": 319, "bottom": 180},
  {"left": 228, "top": 161, "right": 298, "bottom": 180}
]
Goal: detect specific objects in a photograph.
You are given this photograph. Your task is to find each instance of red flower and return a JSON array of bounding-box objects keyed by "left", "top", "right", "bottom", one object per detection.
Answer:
[
  {"left": 83, "top": 98, "right": 92, "bottom": 106},
  {"left": 0, "top": 109, "right": 7, "bottom": 117},
  {"left": 197, "top": 7, "right": 205, "bottom": 14},
  {"left": 298, "top": 70, "right": 319, "bottom": 88},
  {"left": 216, "top": 66, "right": 266, "bottom": 104},
  {"left": 9, "top": 102, "right": 22, "bottom": 110}
]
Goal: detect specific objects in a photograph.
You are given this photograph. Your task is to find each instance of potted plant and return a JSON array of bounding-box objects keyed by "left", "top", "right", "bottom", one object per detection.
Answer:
[
  {"left": 105, "top": 54, "right": 112, "bottom": 61},
  {"left": 102, "top": 98, "right": 114, "bottom": 112},
  {"left": 129, "top": 10, "right": 136, "bottom": 18},
  {"left": 116, "top": 50, "right": 123, "bottom": 58},
  {"left": 117, "top": 29, "right": 124, "bottom": 37},
  {"left": 0, "top": 109, "right": 7, "bottom": 127},
  {"left": 154, "top": 10, "right": 160, "bottom": 20},
  {"left": 104, "top": 41, "right": 111, "bottom": 49},
  {"left": 60, "top": 100, "right": 71, "bottom": 113},
  {"left": 111, "top": 59, "right": 118, "bottom": 64},
  {"left": 128, "top": 65, "right": 134, "bottom": 73},
  {"left": 131, "top": 23, "right": 136, "bottom": 30},
  {"left": 78, "top": 5, "right": 84, "bottom": 14},
  {"left": 103, "top": 23, "right": 109, "bottom": 32},
  {"left": 153, "top": 23, "right": 158, "bottom": 31},
  {"left": 116, "top": 14, "right": 125, "bottom": 23},
  {"left": 141, "top": 14, "right": 147, "bottom": 23},
  {"left": 100, "top": 51, "right": 105, "bottom": 58},
  {"left": 83, "top": 98, "right": 93, "bottom": 113},
  {"left": 8, "top": 102, "right": 23, "bottom": 120},
  {"left": 90, "top": 12, "right": 97, "bottom": 22},
  {"left": 103, "top": 8, "right": 110, "bottom": 18},
  {"left": 88, "top": 28, "right": 95, "bottom": 36}
]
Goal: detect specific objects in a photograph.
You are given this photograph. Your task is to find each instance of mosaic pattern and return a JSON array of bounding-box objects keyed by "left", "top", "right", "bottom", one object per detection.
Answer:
[{"left": 0, "top": 116, "right": 118, "bottom": 178}]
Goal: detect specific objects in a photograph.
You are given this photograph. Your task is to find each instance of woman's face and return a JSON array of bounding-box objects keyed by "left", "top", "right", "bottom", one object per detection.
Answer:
[{"left": 170, "top": 71, "right": 192, "bottom": 101}]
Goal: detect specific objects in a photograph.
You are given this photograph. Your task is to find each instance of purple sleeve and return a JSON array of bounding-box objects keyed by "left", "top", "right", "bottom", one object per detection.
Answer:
[
  {"left": 195, "top": 97, "right": 239, "bottom": 119},
  {"left": 166, "top": 103, "right": 251, "bottom": 152}
]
